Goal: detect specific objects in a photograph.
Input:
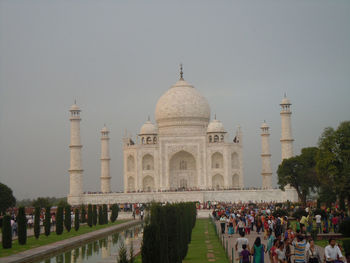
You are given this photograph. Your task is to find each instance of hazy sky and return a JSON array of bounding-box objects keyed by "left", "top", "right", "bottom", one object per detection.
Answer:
[{"left": 1, "top": 0, "right": 349, "bottom": 200}]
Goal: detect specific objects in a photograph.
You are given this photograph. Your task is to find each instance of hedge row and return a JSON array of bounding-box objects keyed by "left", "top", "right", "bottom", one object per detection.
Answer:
[{"left": 141, "top": 202, "right": 196, "bottom": 263}]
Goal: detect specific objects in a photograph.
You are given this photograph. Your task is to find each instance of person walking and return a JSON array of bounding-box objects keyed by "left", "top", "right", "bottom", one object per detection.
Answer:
[
  {"left": 306, "top": 239, "right": 322, "bottom": 263},
  {"left": 251, "top": 237, "right": 265, "bottom": 263},
  {"left": 293, "top": 235, "right": 307, "bottom": 263},
  {"left": 236, "top": 231, "right": 249, "bottom": 263},
  {"left": 315, "top": 213, "right": 322, "bottom": 234},
  {"left": 220, "top": 214, "right": 226, "bottom": 234}
]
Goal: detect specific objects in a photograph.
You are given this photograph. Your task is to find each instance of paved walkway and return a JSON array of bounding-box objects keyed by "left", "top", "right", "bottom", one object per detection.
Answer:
[
  {"left": 213, "top": 219, "right": 326, "bottom": 263},
  {"left": 1, "top": 220, "right": 141, "bottom": 263}
]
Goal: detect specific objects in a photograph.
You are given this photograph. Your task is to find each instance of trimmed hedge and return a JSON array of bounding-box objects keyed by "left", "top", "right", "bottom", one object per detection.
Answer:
[
  {"left": 81, "top": 205, "right": 86, "bottom": 223},
  {"left": 141, "top": 202, "right": 196, "bottom": 263},
  {"left": 34, "top": 207, "right": 40, "bottom": 239},
  {"left": 110, "top": 204, "right": 119, "bottom": 222},
  {"left": 87, "top": 204, "right": 93, "bottom": 227},
  {"left": 17, "top": 206, "right": 27, "bottom": 245},
  {"left": 64, "top": 205, "right": 72, "bottom": 232},
  {"left": 98, "top": 206, "right": 104, "bottom": 225},
  {"left": 103, "top": 204, "right": 108, "bottom": 224},
  {"left": 2, "top": 215, "right": 12, "bottom": 249},
  {"left": 56, "top": 206, "right": 64, "bottom": 235},
  {"left": 92, "top": 205, "right": 97, "bottom": 226},
  {"left": 44, "top": 206, "right": 51, "bottom": 236},
  {"left": 75, "top": 208, "right": 80, "bottom": 231}
]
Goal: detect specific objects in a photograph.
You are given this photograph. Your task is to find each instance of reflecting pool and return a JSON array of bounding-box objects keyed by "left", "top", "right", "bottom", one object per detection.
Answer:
[{"left": 35, "top": 224, "right": 143, "bottom": 263}]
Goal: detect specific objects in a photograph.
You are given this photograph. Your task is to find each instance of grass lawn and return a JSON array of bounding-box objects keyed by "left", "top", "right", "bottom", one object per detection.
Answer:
[
  {"left": 135, "top": 218, "right": 228, "bottom": 263},
  {"left": 0, "top": 219, "right": 128, "bottom": 258}
]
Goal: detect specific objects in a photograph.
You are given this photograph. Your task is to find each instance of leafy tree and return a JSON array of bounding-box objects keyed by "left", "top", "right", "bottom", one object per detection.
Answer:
[
  {"left": 64, "top": 205, "right": 72, "bottom": 232},
  {"left": 17, "top": 207, "right": 27, "bottom": 245},
  {"left": 81, "top": 205, "right": 86, "bottom": 223},
  {"left": 110, "top": 204, "right": 119, "bottom": 222},
  {"left": 317, "top": 121, "right": 350, "bottom": 208},
  {"left": 0, "top": 182, "right": 16, "bottom": 215},
  {"left": 92, "top": 205, "right": 97, "bottom": 226},
  {"left": 32, "top": 197, "right": 51, "bottom": 209},
  {"left": 277, "top": 147, "right": 319, "bottom": 205},
  {"left": 98, "top": 206, "right": 104, "bottom": 225},
  {"left": 75, "top": 208, "right": 80, "bottom": 231},
  {"left": 2, "top": 215, "right": 12, "bottom": 248},
  {"left": 103, "top": 204, "right": 108, "bottom": 224},
  {"left": 44, "top": 206, "right": 51, "bottom": 236},
  {"left": 87, "top": 204, "right": 93, "bottom": 227},
  {"left": 56, "top": 206, "right": 64, "bottom": 235},
  {"left": 34, "top": 207, "right": 41, "bottom": 239}
]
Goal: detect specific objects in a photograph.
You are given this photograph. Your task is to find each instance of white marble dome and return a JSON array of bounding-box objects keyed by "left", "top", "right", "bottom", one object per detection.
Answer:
[
  {"left": 155, "top": 79, "right": 210, "bottom": 127},
  {"left": 280, "top": 97, "right": 291, "bottom": 105},
  {"left": 207, "top": 119, "right": 226, "bottom": 133},
  {"left": 70, "top": 103, "right": 80, "bottom": 111},
  {"left": 140, "top": 120, "right": 157, "bottom": 135}
]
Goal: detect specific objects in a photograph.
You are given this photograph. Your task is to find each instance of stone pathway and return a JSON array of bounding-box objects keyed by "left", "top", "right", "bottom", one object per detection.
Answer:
[{"left": 204, "top": 222, "right": 217, "bottom": 262}]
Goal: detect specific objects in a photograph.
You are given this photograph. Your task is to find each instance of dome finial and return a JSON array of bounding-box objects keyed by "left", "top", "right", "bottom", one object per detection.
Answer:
[
  {"left": 284, "top": 93, "right": 287, "bottom": 98},
  {"left": 74, "top": 99, "right": 77, "bottom": 104},
  {"left": 180, "top": 63, "right": 184, "bottom": 80},
  {"left": 214, "top": 113, "right": 217, "bottom": 120},
  {"left": 147, "top": 115, "right": 150, "bottom": 121}
]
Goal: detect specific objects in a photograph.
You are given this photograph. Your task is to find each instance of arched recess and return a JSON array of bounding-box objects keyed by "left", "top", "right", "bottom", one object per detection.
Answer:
[
  {"left": 142, "top": 154, "right": 154, "bottom": 170},
  {"left": 169, "top": 151, "right": 197, "bottom": 190},
  {"left": 232, "top": 173, "right": 239, "bottom": 188},
  {"left": 211, "top": 152, "right": 223, "bottom": 169},
  {"left": 212, "top": 174, "right": 224, "bottom": 189},
  {"left": 127, "top": 176, "right": 135, "bottom": 191},
  {"left": 127, "top": 155, "right": 135, "bottom": 172},
  {"left": 143, "top": 176, "right": 155, "bottom": 192},
  {"left": 231, "top": 152, "right": 239, "bottom": 169}
]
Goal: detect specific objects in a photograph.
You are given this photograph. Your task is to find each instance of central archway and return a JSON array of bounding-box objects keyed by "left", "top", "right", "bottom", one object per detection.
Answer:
[{"left": 169, "top": 151, "right": 197, "bottom": 190}]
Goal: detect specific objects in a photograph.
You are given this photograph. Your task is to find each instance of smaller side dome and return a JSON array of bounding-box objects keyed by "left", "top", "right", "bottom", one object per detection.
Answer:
[
  {"left": 101, "top": 125, "right": 109, "bottom": 132},
  {"left": 207, "top": 119, "right": 226, "bottom": 133},
  {"left": 280, "top": 95, "right": 291, "bottom": 105},
  {"left": 139, "top": 120, "right": 157, "bottom": 135},
  {"left": 70, "top": 103, "right": 80, "bottom": 111},
  {"left": 260, "top": 121, "right": 269, "bottom": 129}
]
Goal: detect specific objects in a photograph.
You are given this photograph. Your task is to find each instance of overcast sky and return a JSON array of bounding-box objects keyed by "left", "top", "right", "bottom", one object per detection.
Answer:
[{"left": 1, "top": 0, "right": 349, "bottom": 200}]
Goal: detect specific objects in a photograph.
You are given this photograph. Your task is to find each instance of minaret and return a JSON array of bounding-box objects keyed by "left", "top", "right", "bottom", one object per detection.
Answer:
[
  {"left": 100, "top": 125, "right": 111, "bottom": 193},
  {"left": 280, "top": 94, "right": 294, "bottom": 160},
  {"left": 69, "top": 102, "right": 83, "bottom": 197},
  {"left": 261, "top": 121, "right": 272, "bottom": 189}
]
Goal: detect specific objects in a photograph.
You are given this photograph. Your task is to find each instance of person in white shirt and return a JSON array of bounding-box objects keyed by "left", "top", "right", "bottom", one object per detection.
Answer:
[
  {"left": 235, "top": 231, "right": 249, "bottom": 262},
  {"left": 325, "top": 238, "right": 344, "bottom": 263},
  {"left": 315, "top": 214, "right": 322, "bottom": 234}
]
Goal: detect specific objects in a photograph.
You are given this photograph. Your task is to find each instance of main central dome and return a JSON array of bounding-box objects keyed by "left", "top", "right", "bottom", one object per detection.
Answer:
[{"left": 155, "top": 75, "right": 210, "bottom": 133}]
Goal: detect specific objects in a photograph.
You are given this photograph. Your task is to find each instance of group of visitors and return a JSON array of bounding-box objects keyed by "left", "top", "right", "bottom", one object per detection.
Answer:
[{"left": 212, "top": 202, "right": 349, "bottom": 263}]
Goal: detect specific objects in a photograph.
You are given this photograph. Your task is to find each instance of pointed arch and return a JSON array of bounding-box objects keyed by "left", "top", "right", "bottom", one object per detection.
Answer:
[
  {"left": 231, "top": 152, "right": 239, "bottom": 169},
  {"left": 127, "top": 176, "right": 135, "bottom": 191},
  {"left": 212, "top": 174, "right": 224, "bottom": 189},
  {"left": 142, "top": 176, "right": 155, "bottom": 192},
  {"left": 232, "top": 173, "right": 239, "bottom": 188},
  {"left": 142, "top": 154, "right": 154, "bottom": 170},
  {"left": 127, "top": 155, "right": 135, "bottom": 172},
  {"left": 211, "top": 152, "right": 224, "bottom": 169}
]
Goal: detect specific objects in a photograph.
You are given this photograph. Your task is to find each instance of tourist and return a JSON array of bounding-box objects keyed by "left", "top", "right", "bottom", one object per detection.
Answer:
[
  {"left": 306, "top": 239, "right": 321, "bottom": 263},
  {"left": 276, "top": 241, "right": 287, "bottom": 263},
  {"left": 251, "top": 237, "right": 265, "bottom": 263},
  {"left": 236, "top": 231, "right": 249, "bottom": 262},
  {"left": 238, "top": 217, "right": 246, "bottom": 236},
  {"left": 293, "top": 234, "right": 307, "bottom": 263},
  {"left": 315, "top": 213, "right": 322, "bottom": 234},
  {"left": 266, "top": 230, "right": 275, "bottom": 260},
  {"left": 324, "top": 238, "right": 344, "bottom": 263},
  {"left": 240, "top": 244, "right": 251, "bottom": 263},
  {"left": 284, "top": 238, "right": 292, "bottom": 263},
  {"left": 256, "top": 216, "right": 262, "bottom": 235},
  {"left": 12, "top": 219, "right": 18, "bottom": 236},
  {"left": 331, "top": 215, "right": 339, "bottom": 233},
  {"left": 228, "top": 215, "right": 235, "bottom": 236},
  {"left": 140, "top": 209, "right": 144, "bottom": 220},
  {"left": 220, "top": 214, "right": 226, "bottom": 234},
  {"left": 270, "top": 239, "right": 279, "bottom": 263}
]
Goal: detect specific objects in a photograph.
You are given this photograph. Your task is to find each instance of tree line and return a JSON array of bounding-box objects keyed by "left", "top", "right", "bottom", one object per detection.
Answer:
[
  {"left": 1, "top": 203, "right": 119, "bottom": 249},
  {"left": 141, "top": 202, "right": 197, "bottom": 263},
  {"left": 277, "top": 121, "right": 350, "bottom": 208}
]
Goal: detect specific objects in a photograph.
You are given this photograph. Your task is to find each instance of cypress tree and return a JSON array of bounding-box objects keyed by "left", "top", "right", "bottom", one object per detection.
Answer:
[
  {"left": 2, "top": 215, "right": 12, "bottom": 249},
  {"left": 17, "top": 206, "right": 27, "bottom": 245},
  {"left": 44, "top": 206, "right": 51, "bottom": 236},
  {"left": 34, "top": 207, "right": 41, "bottom": 239},
  {"left": 74, "top": 208, "right": 80, "bottom": 231},
  {"left": 56, "top": 206, "right": 64, "bottom": 235},
  {"left": 92, "top": 205, "right": 97, "bottom": 226},
  {"left": 64, "top": 205, "right": 72, "bottom": 232},
  {"left": 118, "top": 242, "right": 128, "bottom": 263},
  {"left": 110, "top": 204, "right": 119, "bottom": 222},
  {"left": 103, "top": 204, "right": 108, "bottom": 224},
  {"left": 87, "top": 204, "right": 93, "bottom": 227},
  {"left": 98, "top": 206, "right": 103, "bottom": 225},
  {"left": 81, "top": 205, "right": 86, "bottom": 223}
]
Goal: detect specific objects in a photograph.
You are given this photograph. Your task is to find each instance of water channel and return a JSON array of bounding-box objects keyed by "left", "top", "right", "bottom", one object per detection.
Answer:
[{"left": 34, "top": 224, "right": 143, "bottom": 263}]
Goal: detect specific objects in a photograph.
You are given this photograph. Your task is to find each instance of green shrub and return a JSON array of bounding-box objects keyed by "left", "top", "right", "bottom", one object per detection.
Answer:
[
  {"left": 2, "top": 215, "right": 12, "bottom": 249},
  {"left": 103, "top": 204, "right": 108, "bottom": 224},
  {"left": 92, "top": 205, "right": 97, "bottom": 226},
  {"left": 87, "top": 204, "right": 93, "bottom": 227},
  {"left": 44, "top": 206, "right": 51, "bottom": 236},
  {"left": 98, "top": 206, "right": 104, "bottom": 225},
  {"left": 64, "top": 205, "right": 72, "bottom": 232},
  {"left": 110, "top": 204, "right": 119, "bottom": 222},
  {"left": 339, "top": 219, "right": 350, "bottom": 237},
  {"left": 81, "top": 205, "right": 86, "bottom": 223},
  {"left": 34, "top": 207, "right": 41, "bottom": 239},
  {"left": 75, "top": 208, "right": 80, "bottom": 231},
  {"left": 17, "top": 206, "right": 27, "bottom": 245},
  {"left": 56, "top": 206, "right": 64, "bottom": 235}
]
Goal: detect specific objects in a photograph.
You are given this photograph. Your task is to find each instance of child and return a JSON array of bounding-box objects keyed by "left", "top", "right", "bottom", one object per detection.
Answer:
[{"left": 240, "top": 244, "right": 251, "bottom": 263}]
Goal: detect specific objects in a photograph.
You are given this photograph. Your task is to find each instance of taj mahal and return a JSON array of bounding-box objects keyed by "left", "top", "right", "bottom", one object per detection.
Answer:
[{"left": 67, "top": 66, "right": 298, "bottom": 205}]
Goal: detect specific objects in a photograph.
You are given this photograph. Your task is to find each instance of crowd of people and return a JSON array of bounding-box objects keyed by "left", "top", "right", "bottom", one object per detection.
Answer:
[{"left": 212, "top": 202, "right": 350, "bottom": 263}]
